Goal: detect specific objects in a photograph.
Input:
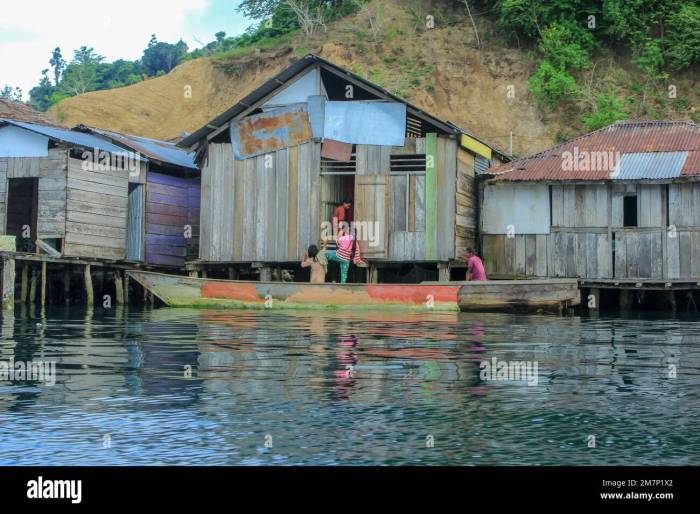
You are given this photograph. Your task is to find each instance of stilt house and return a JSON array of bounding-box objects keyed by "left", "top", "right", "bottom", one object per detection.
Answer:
[{"left": 179, "top": 54, "right": 508, "bottom": 280}]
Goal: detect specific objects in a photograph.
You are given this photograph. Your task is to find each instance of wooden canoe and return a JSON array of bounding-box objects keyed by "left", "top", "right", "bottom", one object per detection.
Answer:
[{"left": 127, "top": 271, "right": 581, "bottom": 312}]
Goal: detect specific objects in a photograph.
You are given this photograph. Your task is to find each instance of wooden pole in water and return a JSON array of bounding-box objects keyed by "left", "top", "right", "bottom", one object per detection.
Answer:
[
  {"left": 2, "top": 257, "right": 15, "bottom": 311},
  {"left": 20, "top": 264, "right": 28, "bottom": 304},
  {"left": 40, "top": 261, "right": 46, "bottom": 308},
  {"left": 114, "top": 270, "right": 124, "bottom": 305},
  {"left": 63, "top": 267, "right": 71, "bottom": 304},
  {"left": 123, "top": 273, "right": 129, "bottom": 305},
  {"left": 29, "top": 268, "right": 37, "bottom": 304},
  {"left": 84, "top": 264, "right": 93, "bottom": 306}
]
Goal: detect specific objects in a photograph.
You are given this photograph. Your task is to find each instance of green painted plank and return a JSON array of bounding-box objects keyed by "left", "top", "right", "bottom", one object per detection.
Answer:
[{"left": 425, "top": 133, "right": 437, "bottom": 260}]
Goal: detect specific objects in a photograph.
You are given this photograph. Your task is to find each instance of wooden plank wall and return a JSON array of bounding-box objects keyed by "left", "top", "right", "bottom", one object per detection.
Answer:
[
  {"left": 0, "top": 158, "right": 7, "bottom": 233},
  {"left": 455, "top": 148, "right": 476, "bottom": 257},
  {"left": 0, "top": 149, "right": 68, "bottom": 238},
  {"left": 667, "top": 182, "right": 700, "bottom": 279},
  {"left": 127, "top": 183, "right": 145, "bottom": 261},
  {"left": 144, "top": 172, "right": 192, "bottom": 266},
  {"left": 200, "top": 142, "right": 320, "bottom": 262},
  {"left": 482, "top": 182, "right": 689, "bottom": 279},
  {"left": 63, "top": 157, "right": 129, "bottom": 259},
  {"left": 187, "top": 178, "right": 200, "bottom": 261},
  {"left": 388, "top": 137, "right": 426, "bottom": 261}
]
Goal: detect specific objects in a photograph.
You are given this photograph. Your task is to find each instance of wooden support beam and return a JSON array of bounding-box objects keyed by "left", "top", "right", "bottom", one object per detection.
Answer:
[
  {"left": 114, "top": 270, "right": 124, "bottom": 305},
  {"left": 123, "top": 273, "right": 129, "bottom": 305},
  {"left": 189, "top": 270, "right": 199, "bottom": 278},
  {"left": 2, "top": 258, "right": 15, "bottom": 311},
  {"left": 259, "top": 267, "right": 272, "bottom": 282},
  {"left": 40, "top": 261, "right": 47, "bottom": 308},
  {"left": 29, "top": 269, "right": 37, "bottom": 304},
  {"left": 438, "top": 262, "right": 450, "bottom": 282},
  {"left": 228, "top": 267, "right": 238, "bottom": 280},
  {"left": 84, "top": 265, "right": 93, "bottom": 306},
  {"left": 20, "top": 264, "right": 29, "bottom": 304},
  {"left": 367, "top": 264, "right": 379, "bottom": 284}
]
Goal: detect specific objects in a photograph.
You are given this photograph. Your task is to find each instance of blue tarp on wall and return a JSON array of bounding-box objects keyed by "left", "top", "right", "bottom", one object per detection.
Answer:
[{"left": 323, "top": 101, "right": 406, "bottom": 146}]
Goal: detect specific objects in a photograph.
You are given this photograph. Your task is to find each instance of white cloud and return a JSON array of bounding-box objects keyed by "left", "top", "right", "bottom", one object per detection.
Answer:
[{"left": 0, "top": 0, "right": 211, "bottom": 100}]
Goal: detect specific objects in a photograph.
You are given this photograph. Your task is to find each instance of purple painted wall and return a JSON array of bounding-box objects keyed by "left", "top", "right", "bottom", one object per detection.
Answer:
[{"left": 145, "top": 172, "right": 200, "bottom": 266}]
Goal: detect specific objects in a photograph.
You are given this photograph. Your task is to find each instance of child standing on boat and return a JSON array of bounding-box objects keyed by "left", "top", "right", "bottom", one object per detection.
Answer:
[
  {"left": 461, "top": 248, "right": 487, "bottom": 281},
  {"left": 325, "top": 229, "right": 367, "bottom": 283},
  {"left": 302, "top": 245, "right": 327, "bottom": 283}
]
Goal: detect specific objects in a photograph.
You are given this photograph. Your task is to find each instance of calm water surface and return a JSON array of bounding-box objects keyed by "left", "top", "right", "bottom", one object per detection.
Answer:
[{"left": 0, "top": 306, "right": 698, "bottom": 465}]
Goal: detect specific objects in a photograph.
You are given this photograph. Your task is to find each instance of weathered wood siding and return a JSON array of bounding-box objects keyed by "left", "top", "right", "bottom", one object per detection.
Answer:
[
  {"left": 200, "top": 142, "right": 320, "bottom": 262},
  {"left": 144, "top": 172, "right": 194, "bottom": 267},
  {"left": 0, "top": 149, "right": 68, "bottom": 238},
  {"left": 482, "top": 182, "right": 691, "bottom": 280},
  {"left": 455, "top": 148, "right": 476, "bottom": 257},
  {"left": 64, "top": 157, "right": 129, "bottom": 259},
  {"left": 667, "top": 182, "right": 700, "bottom": 279},
  {"left": 127, "top": 184, "right": 145, "bottom": 261}
]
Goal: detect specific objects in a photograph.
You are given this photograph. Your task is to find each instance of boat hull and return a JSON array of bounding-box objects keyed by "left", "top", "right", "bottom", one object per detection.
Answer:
[{"left": 127, "top": 271, "right": 581, "bottom": 313}]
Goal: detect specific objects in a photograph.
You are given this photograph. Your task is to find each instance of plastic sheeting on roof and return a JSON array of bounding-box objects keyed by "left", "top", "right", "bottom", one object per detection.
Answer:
[
  {"left": 2, "top": 120, "right": 139, "bottom": 157},
  {"left": 612, "top": 151, "right": 688, "bottom": 180},
  {"left": 323, "top": 101, "right": 406, "bottom": 146}
]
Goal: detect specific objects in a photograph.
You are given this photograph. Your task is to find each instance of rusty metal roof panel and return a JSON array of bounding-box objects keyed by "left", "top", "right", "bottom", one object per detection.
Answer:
[
  {"left": 230, "top": 104, "right": 313, "bottom": 159},
  {"left": 489, "top": 120, "right": 700, "bottom": 182},
  {"left": 611, "top": 151, "right": 688, "bottom": 180}
]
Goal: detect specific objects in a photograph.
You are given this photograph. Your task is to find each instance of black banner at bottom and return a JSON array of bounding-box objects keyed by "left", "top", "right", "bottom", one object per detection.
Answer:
[{"left": 0, "top": 466, "right": 694, "bottom": 507}]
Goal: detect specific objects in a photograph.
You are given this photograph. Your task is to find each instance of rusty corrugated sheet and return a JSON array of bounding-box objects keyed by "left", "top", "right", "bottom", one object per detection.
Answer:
[
  {"left": 230, "top": 105, "right": 313, "bottom": 159},
  {"left": 489, "top": 120, "right": 700, "bottom": 181}
]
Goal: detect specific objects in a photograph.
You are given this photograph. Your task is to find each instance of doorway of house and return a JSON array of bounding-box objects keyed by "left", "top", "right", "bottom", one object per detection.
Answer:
[{"left": 6, "top": 177, "right": 38, "bottom": 252}]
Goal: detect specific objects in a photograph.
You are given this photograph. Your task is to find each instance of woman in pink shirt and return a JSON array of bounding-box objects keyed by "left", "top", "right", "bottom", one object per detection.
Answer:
[{"left": 461, "top": 248, "right": 487, "bottom": 281}]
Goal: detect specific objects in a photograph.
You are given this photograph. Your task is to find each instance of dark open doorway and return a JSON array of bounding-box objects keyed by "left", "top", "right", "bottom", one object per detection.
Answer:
[{"left": 6, "top": 177, "right": 38, "bottom": 252}]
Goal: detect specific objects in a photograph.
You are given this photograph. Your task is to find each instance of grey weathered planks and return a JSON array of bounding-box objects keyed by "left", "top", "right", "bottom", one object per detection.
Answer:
[{"left": 64, "top": 157, "right": 129, "bottom": 259}]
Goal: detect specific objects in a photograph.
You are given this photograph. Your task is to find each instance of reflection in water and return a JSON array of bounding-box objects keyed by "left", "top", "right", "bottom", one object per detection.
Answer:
[{"left": 0, "top": 306, "right": 699, "bottom": 465}]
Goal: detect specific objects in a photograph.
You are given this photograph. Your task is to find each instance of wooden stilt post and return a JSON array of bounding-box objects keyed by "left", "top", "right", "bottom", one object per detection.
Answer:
[
  {"left": 438, "top": 262, "right": 450, "bottom": 282},
  {"left": 123, "top": 273, "right": 129, "bottom": 305},
  {"left": 664, "top": 290, "right": 677, "bottom": 314},
  {"left": 20, "top": 264, "right": 29, "bottom": 304},
  {"left": 367, "top": 264, "right": 379, "bottom": 284},
  {"left": 114, "top": 270, "right": 124, "bottom": 305},
  {"left": 228, "top": 267, "right": 238, "bottom": 280},
  {"left": 2, "top": 257, "right": 15, "bottom": 311},
  {"left": 84, "top": 265, "right": 93, "bottom": 306},
  {"left": 40, "top": 261, "right": 47, "bottom": 308},
  {"left": 189, "top": 270, "right": 199, "bottom": 278},
  {"left": 29, "top": 268, "right": 37, "bottom": 304},
  {"left": 259, "top": 267, "right": 272, "bottom": 282},
  {"left": 201, "top": 268, "right": 208, "bottom": 279},
  {"left": 63, "top": 267, "right": 71, "bottom": 304}
]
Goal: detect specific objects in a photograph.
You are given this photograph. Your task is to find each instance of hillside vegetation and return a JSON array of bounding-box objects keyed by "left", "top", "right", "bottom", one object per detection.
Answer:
[{"left": 45, "top": 0, "right": 699, "bottom": 155}]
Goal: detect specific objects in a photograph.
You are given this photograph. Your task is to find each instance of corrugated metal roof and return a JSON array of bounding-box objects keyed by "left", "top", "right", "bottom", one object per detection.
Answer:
[
  {"left": 612, "top": 151, "right": 688, "bottom": 180},
  {"left": 488, "top": 120, "right": 700, "bottom": 182},
  {"left": 76, "top": 126, "right": 197, "bottom": 169},
  {"left": 0, "top": 119, "right": 139, "bottom": 157}
]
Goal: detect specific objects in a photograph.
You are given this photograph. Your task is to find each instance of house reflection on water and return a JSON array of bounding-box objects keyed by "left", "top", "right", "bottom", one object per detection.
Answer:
[{"left": 0, "top": 306, "right": 697, "bottom": 465}]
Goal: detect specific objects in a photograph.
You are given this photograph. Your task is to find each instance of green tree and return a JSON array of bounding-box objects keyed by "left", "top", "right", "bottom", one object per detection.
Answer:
[
  {"left": 49, "top": 47, "right": 66, "bottom": 86},
  {"left": 582, "top": 90, "right": 627, "bottom": 131},
  {"left": 141, "top": 35, "right": 188, "bottom": 75}
]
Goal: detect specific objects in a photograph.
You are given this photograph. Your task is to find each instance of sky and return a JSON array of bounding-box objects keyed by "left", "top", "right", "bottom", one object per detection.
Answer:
[{"left": 0, "top": 0, "right": 253, "bottom": 100}]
